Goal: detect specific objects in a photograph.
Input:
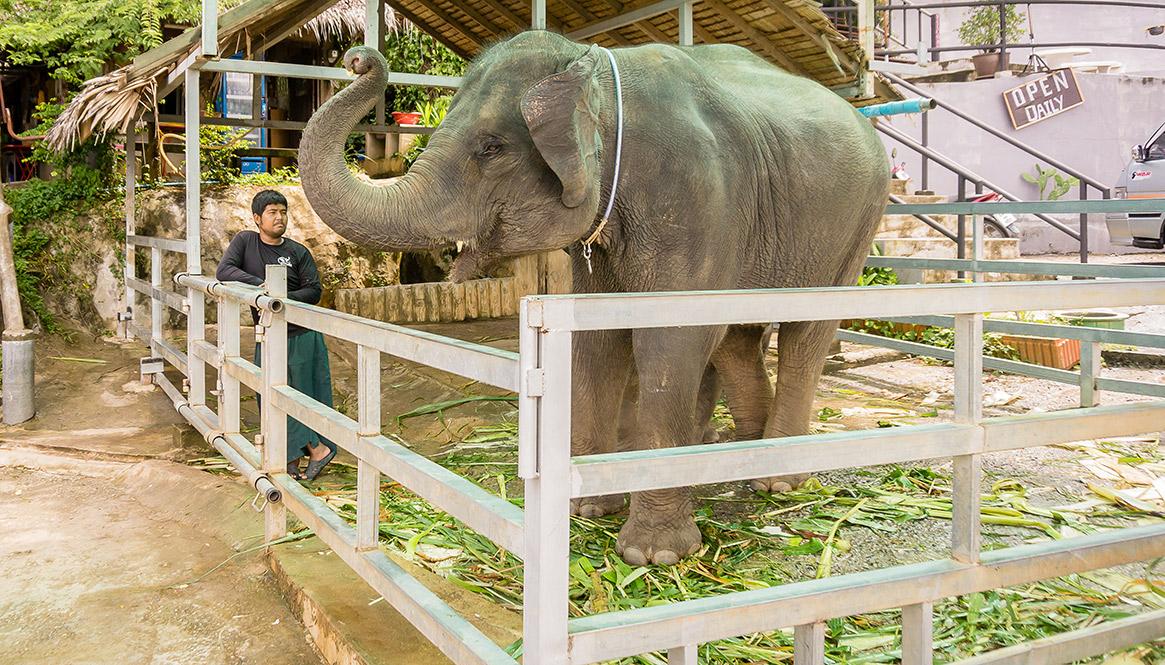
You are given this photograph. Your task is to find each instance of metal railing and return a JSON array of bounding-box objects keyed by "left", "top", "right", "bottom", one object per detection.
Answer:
[{"left": 123, "top": 199, "right": 1165, "bottom": 665}]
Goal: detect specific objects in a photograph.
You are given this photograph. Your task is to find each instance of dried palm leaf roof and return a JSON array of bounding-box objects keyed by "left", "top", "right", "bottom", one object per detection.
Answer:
[
  {"left": 46, "top": 0, "right": 386, "bottom": 152},
  {"left": 387, "top": 0, "right": 898, "bottom": 100},
  {"left": 48, "top": 0, "right": 896, "bottom": 152}
]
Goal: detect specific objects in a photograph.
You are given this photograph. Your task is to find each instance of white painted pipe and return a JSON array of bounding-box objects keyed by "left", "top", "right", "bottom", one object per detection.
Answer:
[{"left": 2, "top": 330, "right": 34, "bottom": 424}]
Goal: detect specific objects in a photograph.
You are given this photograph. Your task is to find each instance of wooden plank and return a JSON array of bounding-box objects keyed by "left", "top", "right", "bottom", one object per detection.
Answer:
[
  {"left": 500, "top": 277, "right": 517, "bottom": 317},
  {"left": 451, "top": 282, "right": 467, "bottom": 321},
  {"left": 387, "top": 0, "right": 481, "bottom": 56},
  {"left": 251, "top": 0, "right": 345, "bottom": 55},
  {"left": 465, "top": 280, "right": 479, "bottom": 320},
  {"left": 401, "top": 284, "right": 418, "bottom": 323},
  {"left": 439, "top": 0, "right": 506, "bottom": 38},
  {"left": 699, "top": 0, "right": 811, "bottom": 76},
  {"left": 475, "top": 0, "right": 531, "bottom": 30},
  {"left": 440, "top": 282, "right": 456, "bottom": 321},
  {"left": 384, "top": 286, "right": 401, "bottom": 322},
  {"left": 371, "top": 286, "right": 387, "bottom": 322}
]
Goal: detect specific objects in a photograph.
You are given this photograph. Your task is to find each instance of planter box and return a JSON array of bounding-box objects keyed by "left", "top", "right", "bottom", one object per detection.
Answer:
[{"left": 998, "top": 334, "right": 1081, "bottom": 370}]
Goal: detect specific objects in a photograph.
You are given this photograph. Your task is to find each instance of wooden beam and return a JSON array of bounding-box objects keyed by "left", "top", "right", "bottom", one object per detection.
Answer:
[
  {"left": 587, "top": 0, "right": 676, "bottom": 46},
  {"left": 474, "top": 0, "right": 530, "bottom": 31},
  {"left": 756, "top": 0, "right": 855, "bottom": 75},
  {"left": 389, "top": 0, "right": 485, "bottom": 52},
  {"left": 699, "top": 0, "right": 811, "bottom": 76},
  {"left": 385, "top": 1, "right": 476, "bottom": 58},
  {"left": 441, "top": 0, "right": 506, "bottom": 39},
  {"left": 251, "top": 0, "right": 350, "bottom": 55}
]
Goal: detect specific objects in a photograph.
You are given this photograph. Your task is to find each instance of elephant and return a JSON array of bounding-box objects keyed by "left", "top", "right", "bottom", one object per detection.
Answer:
[{"left": 299, "top": 31, "right": 890, "bottom": 566}]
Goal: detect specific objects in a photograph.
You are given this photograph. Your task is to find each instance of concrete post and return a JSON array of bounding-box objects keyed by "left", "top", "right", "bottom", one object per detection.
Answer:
[{"left": 0, "top": 182, "right": 33, "bottom": 423}]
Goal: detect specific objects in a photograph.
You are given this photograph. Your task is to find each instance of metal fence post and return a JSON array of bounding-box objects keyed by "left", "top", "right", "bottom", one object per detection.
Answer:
[
  {"left": 123, "top": 130, "right": 136, "bottom": 340},
  {"left": 793, "top": 622, "right": 826, "bottom": 665},
  {"left": 1080, "top": 340, "right": 1102, "bottom": 408},
  {"left": 357, "top": 344, "right": 381, "bottom": 552},
  {"left": 901, "top": 601, "right": 934, "bottom": 665},
  {"left": 218, "top": 298, "right": 241, "bottom": 435},
  {"left": 678, "top": 2, "right": 693, "bottom": 45},
  {"left": 150, "top": 246, "right": 162, "bottom": 358},
  {"left": 262, "top": 264, "right": 288, "bottom": 541},
  {"left": 184, "top": 66, "right": 205, "bottom": 407},
  {"left": 668, "top": 645, "right": 698, "bottom": 664},
  {"left": 523, "top": 323, "right": 571, "bottom": 665},
  {"left": 952, "top": 313, "right": 983, "bottom": 564}
]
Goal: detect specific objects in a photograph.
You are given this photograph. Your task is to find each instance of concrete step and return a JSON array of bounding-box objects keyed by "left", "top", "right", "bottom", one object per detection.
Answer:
[
  {"left": 891, "top": 193, "right": 948, "bottom": 204},
  {"left": 877, "top": 213, "right": 959, "bottom": 239},
  {"left": 875, "top": 237, "right": 1042, "bottom": 283}
]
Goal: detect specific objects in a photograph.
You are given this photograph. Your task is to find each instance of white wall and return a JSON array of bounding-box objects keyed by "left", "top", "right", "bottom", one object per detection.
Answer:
[{"left": 880, "top": 71, "right": 1165, "bottom": 253}]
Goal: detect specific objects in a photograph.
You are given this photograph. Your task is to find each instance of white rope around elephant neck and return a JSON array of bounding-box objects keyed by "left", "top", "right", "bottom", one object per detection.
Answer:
[{"left": 582, "top": 46, "right": 624, "bottom": 274}]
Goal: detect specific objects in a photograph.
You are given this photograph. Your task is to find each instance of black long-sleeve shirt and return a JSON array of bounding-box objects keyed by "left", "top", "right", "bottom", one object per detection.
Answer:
[{"left": 216, "top": 231, "right": 322, "bottom": 336}]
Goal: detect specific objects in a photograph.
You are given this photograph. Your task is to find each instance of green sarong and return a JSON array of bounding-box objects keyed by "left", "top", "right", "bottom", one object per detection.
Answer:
[{"left": 254, "top": 330, "right": 337, "bottom": 461}]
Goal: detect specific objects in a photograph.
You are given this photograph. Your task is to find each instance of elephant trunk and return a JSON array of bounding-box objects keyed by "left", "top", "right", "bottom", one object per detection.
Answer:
[{"left": 299, "top": 47, "right": 461, "bottom": 251}]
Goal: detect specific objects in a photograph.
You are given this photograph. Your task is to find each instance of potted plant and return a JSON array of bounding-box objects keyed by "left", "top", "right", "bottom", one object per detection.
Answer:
[{"left": 957, "top": 0, "right": 1026, "bottom": 79}]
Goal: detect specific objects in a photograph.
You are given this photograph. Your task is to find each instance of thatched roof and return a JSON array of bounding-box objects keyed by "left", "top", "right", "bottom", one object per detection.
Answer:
[
  {"left": 46, "top": 0, "right": 385, "bottom": 152},
  {"left": 48, "top": 0, "right": 897, "bottom": 152}
]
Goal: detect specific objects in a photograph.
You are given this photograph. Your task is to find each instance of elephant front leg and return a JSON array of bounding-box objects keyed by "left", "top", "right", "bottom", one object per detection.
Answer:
[
  {"left": 751, "top": 319, "right": 838, "bottom": 494},
  {"left": 615, "top": 326, "right": 721, "bottom": 566},
  {"left": 571, "top": 329, "right": 633, "bottom": 518}
]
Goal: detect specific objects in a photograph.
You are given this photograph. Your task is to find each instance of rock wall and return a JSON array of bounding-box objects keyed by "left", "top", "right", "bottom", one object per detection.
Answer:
[
  {"left": 135, "top": 185, "right": 400, "bottom": 311},
  {"left": 48, "top": 185, "right": 398, "bottom": 332}
]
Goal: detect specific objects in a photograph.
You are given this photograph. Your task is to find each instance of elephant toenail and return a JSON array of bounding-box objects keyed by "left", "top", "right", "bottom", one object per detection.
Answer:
[
  {"left": 652, "top": 550, "right": 679, "bottom": 566},
  {"left": 771, "top": 481, "right": 793, "bottom": 493},
  {"left": 622, "top": 547, "right": 648, "bottom": 566},
  {"left": 579, "top": 504, "right": 603, "bottom": 518}
]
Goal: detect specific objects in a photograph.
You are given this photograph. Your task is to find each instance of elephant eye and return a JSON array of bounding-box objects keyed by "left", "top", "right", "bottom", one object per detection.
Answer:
[{"left": 480, "top": 143, "right": 502, "bottom": 157}]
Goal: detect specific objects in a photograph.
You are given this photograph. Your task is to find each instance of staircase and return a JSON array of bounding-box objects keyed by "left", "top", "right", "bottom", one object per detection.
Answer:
[{"left": 875, "top": 179, "right": 1027, "bottom": 283}]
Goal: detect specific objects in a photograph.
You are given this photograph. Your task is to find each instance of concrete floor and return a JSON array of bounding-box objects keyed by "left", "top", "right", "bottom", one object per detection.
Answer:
[{"left": 0, "top": 451, "right": 323, "bottom": 665}]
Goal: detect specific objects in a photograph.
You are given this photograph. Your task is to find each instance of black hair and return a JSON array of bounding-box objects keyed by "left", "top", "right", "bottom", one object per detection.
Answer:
[{"left": 252, "top": 190, "right": 288, "bottom": 216}]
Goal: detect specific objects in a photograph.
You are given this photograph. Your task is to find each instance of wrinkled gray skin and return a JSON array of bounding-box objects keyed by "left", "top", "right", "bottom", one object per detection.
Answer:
[{"left": 300, "top": 31, "right": 889, "bottom": 566}]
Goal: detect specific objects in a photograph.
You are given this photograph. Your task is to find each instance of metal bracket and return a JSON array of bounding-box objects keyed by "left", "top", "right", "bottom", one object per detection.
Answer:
[
  {"left": 139, "top": 356, "right": 163, "bottom": 386},
  {"left": 257, "top": 308, "right": 274, "bottom": 328},
  {"left": 250, "top": 490, "right": 269, "bottom": 513},
  {"left": 182, "top": 378, "right": 190, "bottom": 394},
  {"left": 140, "top": 356, "right": 164, "bottom": 375},
  {"left": 117, "top": 309, "right": 134, "bottom": 322},
  {"left": 182, "top": 299, "right": 191, "bottom": 315},
  {"left": 523, "top": 368, "right": 545, "bottom": 397}
]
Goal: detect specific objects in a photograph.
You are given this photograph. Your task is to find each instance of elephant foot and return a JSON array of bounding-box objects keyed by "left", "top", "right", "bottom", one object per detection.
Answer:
[
  {"left": 570, "top": 494, "right": 627, "bottom": 518},
  {"left": 701, "top": 425, "right": 720, "bottom": 444},
  {"left": 615, "top": 512, "right": 702, "bottom": 566},
  {"left": 750, "top": 473, "right": 810, "bottom": 494}
]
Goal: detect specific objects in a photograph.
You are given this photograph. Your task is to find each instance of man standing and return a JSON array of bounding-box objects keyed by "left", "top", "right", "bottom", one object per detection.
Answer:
[{"left": 217, "top": 190, "right": 337, "bottom": 480}]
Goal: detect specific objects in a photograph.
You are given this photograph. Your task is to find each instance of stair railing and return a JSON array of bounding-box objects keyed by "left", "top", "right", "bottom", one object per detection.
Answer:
[
  {"left": 879, "top": 74, "right": 1110, "bottom": 263},
  {"left": 877, "top": 122, "right": 1091, "bottom": 262}
]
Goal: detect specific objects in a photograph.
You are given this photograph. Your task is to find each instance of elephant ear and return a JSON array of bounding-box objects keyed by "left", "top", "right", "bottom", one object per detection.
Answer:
[{"left": 520, "top": 44, "right": 603, "bottom": 209}]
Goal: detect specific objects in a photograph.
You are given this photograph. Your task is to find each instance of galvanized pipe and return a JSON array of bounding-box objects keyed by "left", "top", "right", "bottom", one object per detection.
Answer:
[
  {"left": 0, "top": 182, "right": 33, "bottom": 424},
  {"left": 176, "top": 401, "right": 281, "bottom": 504},
  {"left": 175, "top": 273, "right": 284, "bottom": 313},
  {"left": 2, "top": 330, "right": 34, "bottom": 423}
]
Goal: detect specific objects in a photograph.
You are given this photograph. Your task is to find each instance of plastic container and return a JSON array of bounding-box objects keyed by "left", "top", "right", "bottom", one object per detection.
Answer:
[{"left": 1054, "top": 310, "right": 1129, "bottom": 330}]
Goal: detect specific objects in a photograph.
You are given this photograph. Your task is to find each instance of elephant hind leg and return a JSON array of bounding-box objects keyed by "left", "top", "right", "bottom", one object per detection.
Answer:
[
  {"left": 750, "top": 319, "right": 838, "bottom": 494},
  {"left": 711, "top": 324, "right": 774, "bottom": 442}
]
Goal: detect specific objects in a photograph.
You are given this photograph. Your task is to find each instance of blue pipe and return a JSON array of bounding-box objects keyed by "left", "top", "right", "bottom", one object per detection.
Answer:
[{"left": 859, "top": 98, "right": 936, "bottom": 118}]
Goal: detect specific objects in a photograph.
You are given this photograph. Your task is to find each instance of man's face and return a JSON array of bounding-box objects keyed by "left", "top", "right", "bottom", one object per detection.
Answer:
[{"left": 254, "top": 203, "right": 288, "bottom": 240}]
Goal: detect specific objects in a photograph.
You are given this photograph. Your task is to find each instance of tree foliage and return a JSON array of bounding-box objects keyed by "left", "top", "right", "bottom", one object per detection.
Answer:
[
  {"left": 0, "top": 0, "right": 243, "bottom": 85},
  {"left": 381, "top": 27, "right": 467, "bottom": 113}
]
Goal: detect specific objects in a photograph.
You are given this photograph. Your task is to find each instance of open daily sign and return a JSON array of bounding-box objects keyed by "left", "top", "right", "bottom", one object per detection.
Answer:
[{"left": 1003, "top": 69, "right": 1085, "bottom": 130}]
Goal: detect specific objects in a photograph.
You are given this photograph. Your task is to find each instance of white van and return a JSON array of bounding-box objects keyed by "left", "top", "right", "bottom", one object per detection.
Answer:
[{"left": 1107, "top": 122, "right": 1165, "bottom": 249}]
